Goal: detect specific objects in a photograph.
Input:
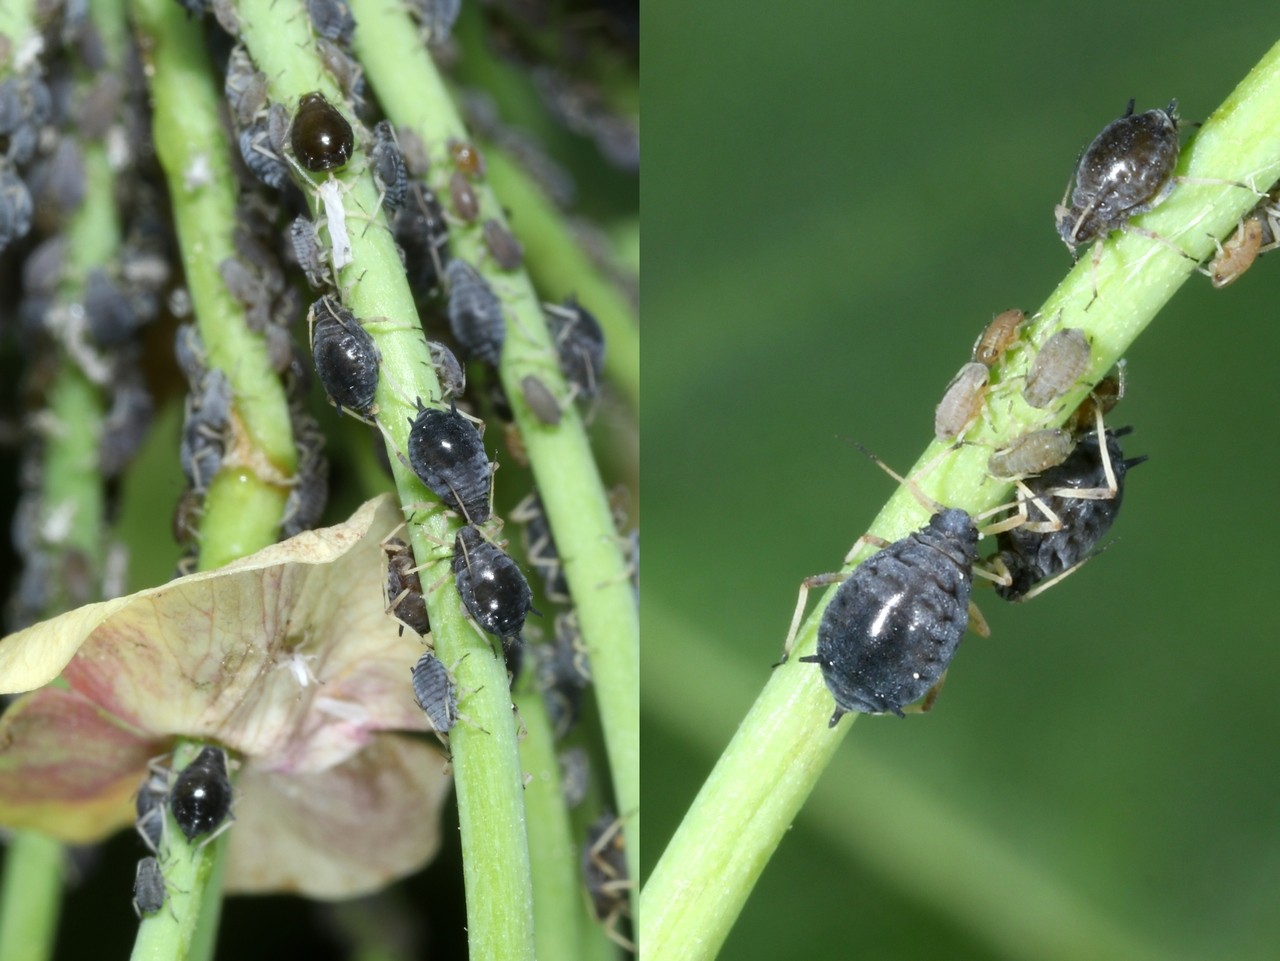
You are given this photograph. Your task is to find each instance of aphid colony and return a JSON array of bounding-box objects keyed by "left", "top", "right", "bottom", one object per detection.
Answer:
[{"left": 130, "top": 747, "right": 235, "bottom": 919}]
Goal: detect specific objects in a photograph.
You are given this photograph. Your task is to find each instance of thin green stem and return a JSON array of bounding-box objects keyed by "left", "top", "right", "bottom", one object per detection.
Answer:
[
  {"left": 0, "top": 832, "right": 62, "bottom": 961},
  {"left": 350, "top": 0, "right": 641, "bottom": 894},
  {"left": 641, "top": 38, "right": 1280, "bottom": 961},
  {"left": 0, "top": 0, "right": 35, "bottom": 75}
]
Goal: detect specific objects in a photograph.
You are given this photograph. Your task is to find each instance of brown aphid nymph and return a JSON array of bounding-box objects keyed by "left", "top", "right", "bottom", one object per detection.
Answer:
[
  {"left": 987, "top": 428, "right": 1075, "bottom": 479},
  {"left": 934, "top": 362, "right": 989, "bottom": 442},
  {"left": 972, "top": 309, "right": 1025, "bottom": 367},
  {"left": 1023, "top": 328, "right": 1090, "bottom": 409},
  {"left": 290, "top": 92, "right": 354, "bottom": 172}
]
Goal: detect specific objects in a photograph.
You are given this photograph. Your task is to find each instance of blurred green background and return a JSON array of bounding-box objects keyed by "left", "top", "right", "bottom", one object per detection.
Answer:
[{"left": 644, "top": 4, "right": 1280, "bottom": 960}]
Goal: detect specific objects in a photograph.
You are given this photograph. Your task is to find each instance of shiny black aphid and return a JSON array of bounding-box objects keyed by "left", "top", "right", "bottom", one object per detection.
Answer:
[
  {"left": 801, "top": 509, "right": 979, "bottom": 725},
  {"left": 133, "top": 857, "right": 166, "bottom": 919},
  {"left": 547, "top": 296, "right": 606, "bottom": 399},
  {"left": 309, "top": 295, "right": 380, "bottom": 417},
  {"left": 1055, "top": 100, "right": 1180, "bottom": 254},
  {"left": 169, "top": 747, "right": 232, "bottom": 842},
  {"left": 452, "top": 525, "right": 536, "bottom": 639},
  {"left": 410, "top": 650, "right": 457, "bottom": 734},
  {"left": 445, "top": 259, "right": 505, "bottom": 366},
  {"left": 290, "top": 92, "right": 353, "bottom": 172},
  {"left": 406, "top": 401, "right": 492, "bottom": 524},
  {"left": 994, "top": 427, "right": 1146, "bottom": 601},
  {"left": 384, "top": 536, "right": 430, "bottom": 637}
]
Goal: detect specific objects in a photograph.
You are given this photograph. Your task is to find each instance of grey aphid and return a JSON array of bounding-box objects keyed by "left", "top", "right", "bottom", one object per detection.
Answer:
[
  {"left": 411, "top": 650, "right": 457, "bottom": 734},
  {"left": 445, "top": 259, "right": 505, "bottom": 366},
  {"left": 1024, "top": 328, "right": 1090, "bottom": 409},
  {"left": 133, "top": 857, "right": 166, "bottom": 918},
  {"left": 370, "top": 121, "right": 409, "bottom": 215}
]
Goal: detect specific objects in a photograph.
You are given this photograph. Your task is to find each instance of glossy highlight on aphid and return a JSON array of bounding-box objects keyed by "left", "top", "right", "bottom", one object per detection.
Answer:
[
  {"left": 169, "top": 746, "right": 232, "bottom": 842},
  {"left": 452, "top": 525, "right": 536, "bottom": 640},
  {"left": 405, "top": 400, "right": 492, "bottom": 524}
]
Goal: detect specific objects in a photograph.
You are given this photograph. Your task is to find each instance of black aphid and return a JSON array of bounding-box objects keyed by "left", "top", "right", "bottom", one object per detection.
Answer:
[
  {"left": 238, "top": 105, "right": 291, "bottom": 191},
  {"left": 84, "top": 269, "right": 140, "bottom": 346},
  {"left": 134, "top": 768, "right": 168, "bottom": 854},
  {"left": 547, "top": 296, "right": 605, "bottom": 399},
  {"left": 0, "top": 167, "right": 34, "bottom": 251},
  {"left": 224, "top": 45, "right": 268, "bottom": 127},
  {"left": 100, "top": 374, "right": 154, "bottom": 478},
  {"left": 133, "top": 857, "right": 166, "bottom": 919},
  {"left": 405, "top": 400, "right": 492, "bottom": 524},
  {"left": 370, "top": 120, "right": 408, "bottom": 214},
  {"left": 306, "top": 0, "right": 356, "bottom": 44},
  {"left": 290, "top": 215, "right": 329, "bottom": 288},
  {"left": 559, "top": 746, "right": 590, "bottom": 808},
  {"left": 308, "top": 295, "right": 380, "bottom": 418},
  {"left": 394, "top": 185, "right": 451, "bottom": 297},
  {"left": 452, "top": 525, "right": 536, "bottom": 640},
  {"left": 799, "top": 509, "right": 979, "bottom": 725},
  {"left": 445, "top": 259, "right": 505, "bottom": 366},
  {"left": 290, "top": 92, "right": 353, "bottom": 172},
  {"left": 179, "top": 369, "right": 233, "bottom": 491},
  {"left": 1055, "top": 100, "right": 1180, "bottom": 254},
  {"left": 169, "top": 746, "right": 232, "bottom": 842},
  {"left": 427, "top": 341, "right": 465, "bottom": 399},
  {"left": 410, "top": 650, "right": 457, "bottom": 734},
  {"left": 482, "top": 219, "right": 524, "bottom": 271},
  {"left": 534, "top": 611, "right": 591, "bottom": 738},
  {"left": 993, "top": 426, "right": 1146, "bottom": 601},
  {"left": 408, "top": 0, "right": 461, "bottom": 45},
  {"left": 384, "top": 536, "right": 430, "bottom": 637}
]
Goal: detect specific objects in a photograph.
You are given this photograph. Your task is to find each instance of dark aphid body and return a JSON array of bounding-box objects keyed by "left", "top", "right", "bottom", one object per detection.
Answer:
[
  {"left": 520, "top": 374, "right": 562, "bottom": 426},
  {"left": 482, "top": 219, "right": 524, "bottom": 271},
  {"left": 100, "top": 375, "right": 154, "bottom": 478},
  {"left": 994, "top": 427, "right": 1146, "bottom": 601},
  {"left": 309, "top": 295, "right": 380, "bottom": 417},
  {"left": 169, "top": 746, "right": 232, "bottom": 842},
  {"left": 445, "top": 259, "right": 505, "bottom": 366},
  {"left": 987, "top": 428, "right": 1075, "bottom": 478},
  {"left": 972, "top": 308, "right": 1026, "bottom": 367},
  {"left": 409, "top": 0, "right": 461, "bottom": 44},
  {"left": 281, "top": 408, "right": 330, "bottom": 538},
  {"left": 84, "top": 269, "right": 140, "bottom": 346},
  {"left": 238, "top": 106, "right": 291, "bottom": 191},
  {"left": 180, "top": 369, "right": 233, "bottom": 491},
  {"left": 133, "top": 857, "right": 166, "bottom": 919},
  {"left": 405, "top": 401, "right": 492, "bottom": 524},
  {"left": 582, "top": 811, "right": 632, "bottom": 949},
  {"left": 1055, "top": 100, "right": 1180, "bottom": 254},
  {"left": 290, "top": 215, "right": 329, "bottom": 288},
  {"left": 452, "top": 525, "right": 536, "bottom": 639},
  {"left": 134, "top": 769, "right": 168, "bottom": 853},
  {"left": 1023, "top": 328, "right": 1090, "bottom": 409},
  {"left": 384, "top": 536, "right": 430, "bottom": 637},
  {"left": 934, "top": 361, "right": 989, "bottom": 442},
  {"left": 224, "top": 45, "right": 268, "bottom": 127},
  {"left": 513, "top": 491, "right": 570, "bottom": 602},
  {"left": 547, "top": 297, "right": 605, "bottom": 399},
  {"left": 290, "top": 92, "right": 354, "bottom": 172},
  {"left": 449, "top": 170, "right": 479, "bottom": 222},
  {"left": 0, "top": 167, "right": 34, "bottom": 251},
  {"left": 410, "top": 650, "right": 457, "bottom": 734},
  {"left": 427, "top": 341, "right": 466, "bottom": 399},
  {"left": 306, "top": 0, "right": 355, "bottom": 44},
  {"left": 394, "top": 185, "right": 451, "bottom": 297},
  {"left": 370, "top": 120, "right": 408, "bottom": 214},
  {"left": 800, "top": 509, "right": 979, "bottom": 725}
]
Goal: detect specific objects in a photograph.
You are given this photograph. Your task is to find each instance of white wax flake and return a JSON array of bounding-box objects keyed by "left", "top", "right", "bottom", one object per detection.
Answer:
[
  {"left": 318, "top": 180, "right": 352, "bottom": 270},
  {"left": 184, "top": 154, "right": 213, "bottom": 191}
]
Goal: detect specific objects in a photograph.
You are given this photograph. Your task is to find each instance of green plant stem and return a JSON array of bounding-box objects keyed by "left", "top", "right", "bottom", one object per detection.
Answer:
[
  {"left": 133, "top": 0, "right": 296, "bottom": 575},
  {"left": 0, "top": 0, "right": 35, "bottom": 74},
  {"left": 641, "top": 38, "right": 1280, "bottom": 961},
  {"left": 0, "top": 832, "right": 61, "bottom": 961},
  {"left": 350, "top": 0, "right": 641, "bottom": 895}
]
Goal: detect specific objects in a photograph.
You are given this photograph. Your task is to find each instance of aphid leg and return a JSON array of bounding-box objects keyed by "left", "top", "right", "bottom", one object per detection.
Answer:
[
  {"left": 192, "top": 811, "right": 236, "bottom": 854},
  {"left": 966, "top": 600, "right": 991, "bottom": 638},
  {"left": 976, "top": 482, "right": 1064, "bottom": 536},
  {"left": 979, "top": 554, "right": 1014, "bottom": 589}
]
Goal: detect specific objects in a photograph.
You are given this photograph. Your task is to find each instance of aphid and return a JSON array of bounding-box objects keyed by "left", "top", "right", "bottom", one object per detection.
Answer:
[
  {"left": 448, "top": 137, "right": 485, "bottom": 178},
  {"left": 220, "top": 256, "right": 274, "bottom": 332},
  {"left": 535, "top": 612, "right": 591, "bottom": 737},
  {"left": 179, "top": 370, "right": 233, "bottom": 491},
  {"left": 370, "top": 120, "right": 408, "bottom": 214},
  {"left": 290, "top": 92, "right": 354, "bottom": 173},
  {"left": 445, "top": 259, "right": 505, "bottom": 366},
  {"left": 934, "top": 362, "right": 989, "bottom": 442},
  {"left": 992, "top": 426, "right": 1146, "bottom": 601},
  {"left": 308, "top": 295, "right": 380, "bottom": 418},
  {"left": 410, "top": 650, "right": 457, "bottom": 735},
  {"left": 83, "top": 270, "right": 139, "bottom": 346},
  {"left": 1023, "top": 328, "right": 1090, "bottom": 409},
  {"left": 133, "top": 857, "right": 166, "bottom": 918},
  {"left": 384, "top": 536, "right": 431, "bottom": 637},
  {"left": 169, "top": 746, "right": 233, "bottom": 843},
  {"left": 224, "top": 45, "right": 268, "bottom": 127},
  {"left": 449, "top": 170, "right": 479, "bottom": 222},
  {"left": 546, "top": 296, "right": 605, "bottom": 400},
  {"left": 405, "top": 400, "right": 492, "bottom": 524},
  {"left": 972, "top": 308, "right": 1025, "bottom": 367},
  {"left": 394, "top": 185, "right": 451, "bottom": 297},
  {"left": 987, "top": 428, "right": 1075, "bottom": 479},
  {"left": 281, "top": 410, "right": 330, "bottom": 538},
  {"left": 520, "top": 374, "right": 562, "bottom": 426},
  {"left": 792, "top": 508, "right": 980, "bottom": 724},
  {"left": 315, "top": 39, "right": 366, "bottom": 110},
  {"left": 306, "top": 0, "right": 356, "bottom": 44},
  {"left": 238, "top": 105, "right": 291, "bottom": 191},
  {"left": 583, "top": 812, "right": 633, "bottom": 951},
  {"left": 427, "top": 341, "right": 465, "bottom": 399},
  {"left": 29, "top": 138, "right": 86, "bottom": 228},
  {"left": 512, "top": 491, "right": 570, "bottom": 602},
  {"left": 409, "top": 0, "right": 461, "bottom": 44},
  {"left": 290, "top": 215, "right": 330, "bottom": 288},
  {"left": 0, "top": 167, "right": 34, "bottom": 252},
  {"left": 1055, "top": 100, "right": 1180, "bottom": 255},
  {"left": 559, "top": 746, "right": 590, "bottom": 808},
  {"left": 398, "top": 126, "right": 430, "bottom": 177},
  {"left": 483, "top": 218, "right": 524, "bottom": 271},
  {"left": 99, "top": 375, "right": 154, "bottom": 478},
  {"left": 452, "top": 525, "right": 536, "bottom": 640},
  {"left": 1062, "top": 365, "right": 1126, "bottom": 437},
  {"left": 174, "top": 323, "right": 207, "bottom": 385},
  {"left": 134, "top": 767, "right": 169, "bottom": 854},
  {"left": 1207, "top": 190, "right": 1279, "bottom": 287},
  {"left": 172, "top": 486, "right": 202, "bottom": 549}
]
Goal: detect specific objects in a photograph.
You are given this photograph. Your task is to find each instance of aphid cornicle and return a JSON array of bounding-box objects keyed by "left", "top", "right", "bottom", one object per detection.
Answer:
[
  {"left": 799, "top": 509, "right": 980, "bottom": 725},
  {"left": 452, "top": 525, "right": 536, "bottom": 641},
  {"left": 993, "top": 426, "right": 1146, "bottom": 601},
  {"left": 290, "top": 92, "right": 354, "bottom": 172},
  {"left": 169, "top": 746, "right": 233, "bottom": 843},
  {"left": 1055, "top": 100, "right": 1181, "bottom": 255},
  {"left": 1023, "top": 327, "right": 1091, "bottom": 409},
  {"left": 308, "top": 295, "right": 380, "bottom": 418},
  {"left": 405, "top": 400, "right": 492, "bottom": 524}
]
